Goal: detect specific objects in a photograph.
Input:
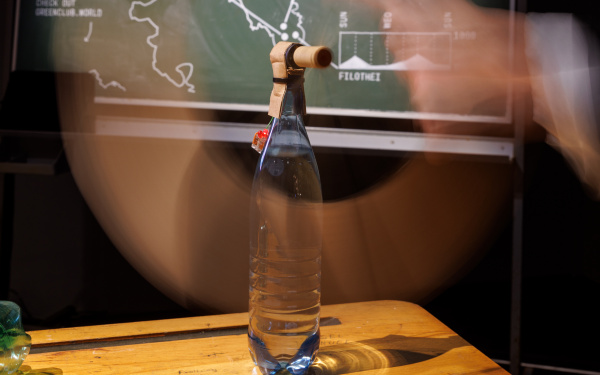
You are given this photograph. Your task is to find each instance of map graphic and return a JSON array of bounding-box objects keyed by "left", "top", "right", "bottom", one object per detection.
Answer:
[
  {"left": 129, "top": 0, "right": 195, "bottom": 93},
  {"left": 228, "top": 0, "right": 308, "bottom": 47},
  {"left": 15, "top": 0, "right": 513, "bottom": 120}
]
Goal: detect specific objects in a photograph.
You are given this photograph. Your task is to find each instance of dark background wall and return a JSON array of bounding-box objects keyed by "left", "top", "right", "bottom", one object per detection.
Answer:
[{"left": 9, "top": 171, "right": 191, "bottom": 328}]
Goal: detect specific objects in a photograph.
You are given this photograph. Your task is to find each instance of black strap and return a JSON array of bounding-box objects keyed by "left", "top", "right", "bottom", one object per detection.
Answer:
[{"left": 272, "top": 75, "right": 304, "bottom": 84}]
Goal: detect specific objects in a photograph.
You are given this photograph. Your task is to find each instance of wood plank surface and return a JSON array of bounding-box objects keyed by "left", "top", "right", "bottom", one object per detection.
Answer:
[
  {"left": 29, "top": 311, "right": 248, "bottom": 347},
  {"left": 20, "top": 300, "right": 509, "bottom": 375}
]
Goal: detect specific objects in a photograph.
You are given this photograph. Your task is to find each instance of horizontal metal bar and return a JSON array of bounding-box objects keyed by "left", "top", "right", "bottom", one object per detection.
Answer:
[
  {"left": 95, "top": 97, "right": 512, "bottom": 124},
  {"left": 308, "top": 127, "right": 513, "bottom": 158},
  {"left": 95, "top": 116, "right": 514, "bottom": 159}
]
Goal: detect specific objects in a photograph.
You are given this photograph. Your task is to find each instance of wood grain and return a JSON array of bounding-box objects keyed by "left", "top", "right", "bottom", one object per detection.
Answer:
[
  {"left": 29, "top": 312, "right": 248, "bottom": 348},
  {"left": 21, "top": 300, "right": 508, "bottom": 375}
]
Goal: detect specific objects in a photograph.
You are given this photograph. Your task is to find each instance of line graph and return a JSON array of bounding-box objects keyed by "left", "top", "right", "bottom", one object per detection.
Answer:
[{"left": 338, "top": 32, "right": 452, "bottom": 71}]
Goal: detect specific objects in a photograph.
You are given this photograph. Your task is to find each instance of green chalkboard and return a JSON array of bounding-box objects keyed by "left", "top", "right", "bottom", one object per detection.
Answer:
[{"left": 15, "top": 0, "right": 512, "bottom": 121}]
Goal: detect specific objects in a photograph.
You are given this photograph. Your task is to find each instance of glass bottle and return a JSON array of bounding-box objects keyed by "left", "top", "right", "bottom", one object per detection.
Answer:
[
  {"left": 248, "top": 70, "right": 323, "bottom": 374},
  {"left": 0, "top": 301, "right": 31, "bottom": 375}
]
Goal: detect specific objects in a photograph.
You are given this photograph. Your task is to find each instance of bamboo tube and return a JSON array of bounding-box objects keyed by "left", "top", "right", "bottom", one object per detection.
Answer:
[{"left": 292, "top": 46, "right": 333, "bottom": 68}]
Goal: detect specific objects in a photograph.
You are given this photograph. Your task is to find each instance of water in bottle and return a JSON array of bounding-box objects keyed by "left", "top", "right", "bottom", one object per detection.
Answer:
[{"left": 249, "top": 81, "right": 323, "bottom": 375}]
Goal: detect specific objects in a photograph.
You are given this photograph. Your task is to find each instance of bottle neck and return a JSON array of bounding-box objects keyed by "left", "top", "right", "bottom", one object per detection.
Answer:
[{"left": 281, "top": 74, "right": 306, "bottom": 117}]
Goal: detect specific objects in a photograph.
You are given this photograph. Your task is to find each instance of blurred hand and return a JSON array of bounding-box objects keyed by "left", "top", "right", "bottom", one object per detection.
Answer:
[{"left": 370, "top": 0, "right": 538, "bottom": 138}]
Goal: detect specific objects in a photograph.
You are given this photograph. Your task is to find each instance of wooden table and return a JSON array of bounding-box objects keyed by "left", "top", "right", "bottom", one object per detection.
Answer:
[{"left": 20, "top": 300, "right": 509, "bottom": 374}]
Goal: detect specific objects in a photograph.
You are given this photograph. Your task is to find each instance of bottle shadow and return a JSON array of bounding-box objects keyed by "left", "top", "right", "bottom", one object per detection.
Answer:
[
  {"left": 17, "top": 366, "right": 63, "bottom": 375},
  {"left": 308, "top": 334, "right": 470, "bottom": 375}
]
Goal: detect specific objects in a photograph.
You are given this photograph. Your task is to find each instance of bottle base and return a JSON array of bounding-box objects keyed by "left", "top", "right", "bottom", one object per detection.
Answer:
[{"left": 248, "top": 331, "right": 320, "bottom": 375}]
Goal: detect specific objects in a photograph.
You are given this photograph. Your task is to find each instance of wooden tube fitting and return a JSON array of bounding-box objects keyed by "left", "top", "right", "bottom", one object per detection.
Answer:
[
  {"left": 268, "top": 42, "right": 332, "bottom": 118},
  {"left": 292, "top": 46, "right": 333, "bottom": 69}
]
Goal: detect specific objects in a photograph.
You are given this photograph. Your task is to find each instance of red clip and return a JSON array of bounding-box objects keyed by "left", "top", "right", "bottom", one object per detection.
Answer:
[{"left": 251, "top": 129, "right": 269, "bottom": 153}]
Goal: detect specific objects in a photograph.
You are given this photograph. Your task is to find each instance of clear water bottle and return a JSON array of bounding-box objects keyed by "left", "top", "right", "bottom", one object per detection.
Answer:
[{"left": 249, "top": 42, "right": 329, "bottom": 375}]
